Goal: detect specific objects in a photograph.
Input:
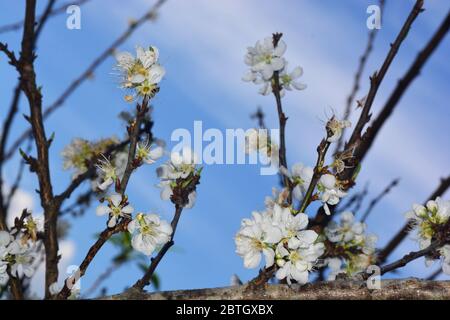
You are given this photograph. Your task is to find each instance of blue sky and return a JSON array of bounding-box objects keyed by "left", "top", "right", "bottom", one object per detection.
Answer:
[{"left": 0, "top": 0, "right": 449, "bottom": 297}]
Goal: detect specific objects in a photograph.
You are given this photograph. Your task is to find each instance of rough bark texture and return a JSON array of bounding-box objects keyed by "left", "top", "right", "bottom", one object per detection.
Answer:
[{"left": 105, "top": 278, "right": 450, "bottom": 300}]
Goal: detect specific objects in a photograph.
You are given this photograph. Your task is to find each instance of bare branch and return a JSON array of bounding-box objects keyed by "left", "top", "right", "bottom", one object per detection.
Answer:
[
  {"left": 360, "top": 177, "right": 399, "bottom": 222},
  {"left": 3, "top": 0, "right": 168, "bottom": 162},
  {"left": 334, "top": 0, "right": 385, "bottom": 154},
  {"left": 356, "top": 9, "right": 450, "bottom": 164}
]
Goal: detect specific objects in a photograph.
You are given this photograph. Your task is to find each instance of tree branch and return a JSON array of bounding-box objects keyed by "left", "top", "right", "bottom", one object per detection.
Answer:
[
  {"left": 334, "top": 0, "right": 385, "bottom": 154},
  {"left": 107, "top": 279, "right": 450, "bottom": 300},
  {"left": 3, "top": 0, "right": 168, "bottom": 162}
]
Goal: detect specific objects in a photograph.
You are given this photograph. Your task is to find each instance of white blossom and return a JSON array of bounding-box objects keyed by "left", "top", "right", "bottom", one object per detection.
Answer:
[
  {"left": 281, "top": 163, "right": 314, "bottom": 201},
  {"left": 115, "top": 45, "right": 165, "bottom": 99},
  {"left": 275, "top": 241, "right": 324, "bottom": 285},
  {"left": 326, "top": 117, "right": 351, "bottom": 143},
  {"left": 96, "top": 193, "right": 134, "bottom": 228},
  {"left": 405, "top": 197, "right": 450, "bottom": 250},
  {"left": 235, "top": 211, "right": 282, "bottom": 269},
  {"left": 7, "top": 240, "right": 36, "bottom": 278},
  {"left": 318, "top": 174, "right": 347, "bottom": 215},
  {"left": 244, "top": 37, "right": 286, "bottom": 81},
  {"left": 243, "top": 36, "right": 307, "bottom": 97},
  {"left": 96, "top": 156, "right": 118, "bottom": 191},
  {"left": 157, "top": 147, "right": 199, "bottom": 208},
  {"left": 136, "top": 139, "right": 164, "bottom": 164},
  {"left": 128, "top": 213, "right": 172, "bottom": 256},
  {"left": 280, "top": 65, "right": 306, "bottom": 91}
]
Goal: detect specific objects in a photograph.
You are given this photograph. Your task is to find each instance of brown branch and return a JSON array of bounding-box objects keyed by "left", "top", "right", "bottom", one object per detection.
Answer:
[
  {"left": 298, "top": 139, "right": 331, "bottom": 214},
  {"left": 356, "top": 9, "right": 450, "bottom": 164},
  {"left": 33, "top": 0, "right": 57, "bottom": 48},
  {"left": 16, "top": 0, "right": 61, "bottom": 298},
  {"left": 57, "top": 98, "right": 150, "bottom": 299},
  {"left": 133, "top": 205, "right": 184, "bottom": 290},
  {"left": 107, "top": 279, "right": 450, "bottom": 300},
  {"left": 377, "top": 176, "right": 450, "bottom": 263},
  {"left": 334, "top": 0, "right": 385, "bottom": 154},
  {"left": 378, "top": 239, "right": 446, "bottom": 276},
  {"left": 3, "top": 0, "right": 167, "bottom": 162},
  {"left": 0, "top": 42, "right": 19, "bottom": 66},
  {"left": 360, "top": 177, "right": 399, "bottom": 222},
  {"left": 312, "top": 0, "right": 425, "bottom": 228},
  {"left": 344, "top": 0, "right": 424, "bottom": 157},
  {"left": 271, "top": 33, "right": 291, "bottom": 193},
  {"left": 56, "top": 220, "right": 129, "bottom": 299}
]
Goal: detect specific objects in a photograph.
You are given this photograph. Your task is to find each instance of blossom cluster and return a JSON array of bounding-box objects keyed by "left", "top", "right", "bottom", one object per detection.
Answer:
[
  {"left": 405, "top": 197, "right": 450, "bottom": 274},
  {"left": 115, "top": 45, "right": 165, "bottom": 101},
  {"left": 283, "top": 164, "right": 347, "bottom": 216},
  {"left": 242, "top": 35, "right": 306, "bottom": 96},
  {"left": 61, "top": 137, "right": 120, "bottom": 179},
  {"left": 235, "top": 202, "right": 324, "bottom": 284},
  {"left": 0, "top": 213, "right": 43, "bottom": 286},
  {"left": 323, "top": 211, "right": 377, "bottom": 279},
  {"left": 157, "top": 147, "right": 200, "bottom": 209}
]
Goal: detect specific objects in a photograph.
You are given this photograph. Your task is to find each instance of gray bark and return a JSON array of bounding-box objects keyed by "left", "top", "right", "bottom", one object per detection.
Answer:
[{"left": 104, "top": 278, "right": 450, "bottom": 300}]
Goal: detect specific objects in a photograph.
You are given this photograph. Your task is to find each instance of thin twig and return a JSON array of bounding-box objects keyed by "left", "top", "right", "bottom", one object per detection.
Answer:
[
  {"left": 271, "top": 33, "right": 291, "bottom": 194},
  {"left": 344, "top": 0, "right": 425, "bottom": 160},
  {"left": 360, "top": 177, "right": 399, "bottom": 222},
  {"left": 57, "top": 98, "right": 150, "bottom": 299},
  {"left": 356, "top": 9, "right": 450, "bottom": 164},
  {"left": 334, "top": 0, "right": 385, "bottom": 155}
]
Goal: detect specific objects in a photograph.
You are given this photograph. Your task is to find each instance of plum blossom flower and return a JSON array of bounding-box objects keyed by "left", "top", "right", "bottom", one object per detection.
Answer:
[
  {"left": 280, "top": 65, "right": 307, "bottom": 91},
  {"left": 324, "top": 212, "right": 378, "bottom": 279},
  {"left": 325, "top": 211, "right": 366, "bottom": 244},
  {"left": 318, "top": 174, "right": 347, "bottom": 215},
  {"left": 95, "top": 155, "right": 118, "bottom": 191},
  {"left": 96, "top": 193, "right": 134, "bottom": 228},
  {"left": 115, "top": 45, "right": 165, "bottom": 100},
  {"left": 157, "top": 147, "right": 199, "bottom": 208},
  {"left": 7, "top": 240, "right": 36, "bottom": 278},
  {"left": 281, "top": 163, "right": 314, "bottom": 201},
  {"left": 271, "top": 204, "right": 316, "bottom": 249},
  {"left": 275, "top": 241, "right": 324, "bottom": 285},
  {"left": 326, "top": 117, "right": 351, "bottom": 143},
  {"left": 136, "top": 139, "right": 164, "bottom": 164},
  {"left": 244, "top": 37, "right": 286, "bottom": 81},
  {"left": 405, "top": 197, "right": 450, "bottom": 250},
  {"left": 127, "top": 213, "right": 172, "bottom": 256},
  {"left": 235, "top": 211, "right": 283, "bottom": 269}
]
